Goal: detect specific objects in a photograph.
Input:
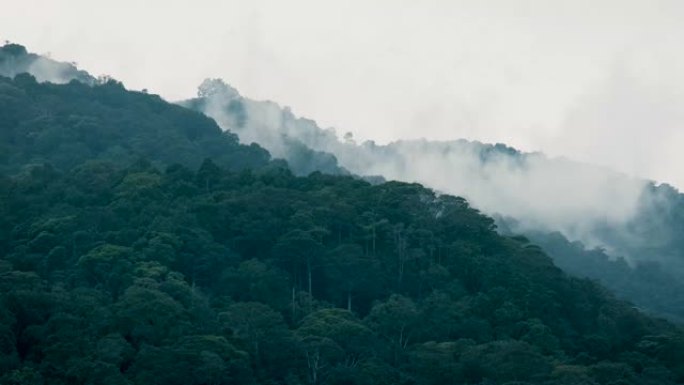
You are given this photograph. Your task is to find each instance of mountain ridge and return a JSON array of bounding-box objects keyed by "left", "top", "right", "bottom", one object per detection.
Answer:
[{"left": 2, "top": 43, "right": 684, "bottom": 384}]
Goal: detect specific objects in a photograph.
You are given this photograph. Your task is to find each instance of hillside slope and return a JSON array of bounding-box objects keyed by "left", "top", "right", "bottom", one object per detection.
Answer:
[{"left": 1, "top": 50, "right": 684, "bottom": 385}]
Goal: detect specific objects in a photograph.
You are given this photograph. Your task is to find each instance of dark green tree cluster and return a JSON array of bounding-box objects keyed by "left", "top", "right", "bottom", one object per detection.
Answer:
[
  {"left": 0, "top": 72, "right": 270, "bottom": 174},
  {"left": 1, "top": 66, "right": 684, "bottom": 385},
  {"left": 1, "top": 159, "right": 684, "bottom": 385}
]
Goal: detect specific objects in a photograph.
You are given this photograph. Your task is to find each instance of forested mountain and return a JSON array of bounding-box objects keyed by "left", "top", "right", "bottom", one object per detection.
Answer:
[
  {"left": 187, "top": 78, "right": 684, "bottom": 321},
  {"left": 9, "top": 45, "right": 684, "bottom": 325},
  {"left": 2, "top": 44, "right": 684, "bottom": 384}
]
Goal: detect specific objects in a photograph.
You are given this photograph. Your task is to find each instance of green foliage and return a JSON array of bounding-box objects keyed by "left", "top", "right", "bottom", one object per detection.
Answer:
[
  {"left": 522, "top": 229, "right": 684, "bottom": 323},
  {"left": 0, "top": 73, "right": 271, "bottom": 175},
  {"left": 1, "top": 72, "right": 683, "bottom": 385}
]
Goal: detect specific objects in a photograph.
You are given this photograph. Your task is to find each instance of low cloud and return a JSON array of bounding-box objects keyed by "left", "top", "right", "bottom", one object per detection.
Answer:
[
  {"left": 0, "top": 43, "right": 94, "bottom": 85},
  {"left": 191, "top": 79, "right": 670, "bottom": 264}
]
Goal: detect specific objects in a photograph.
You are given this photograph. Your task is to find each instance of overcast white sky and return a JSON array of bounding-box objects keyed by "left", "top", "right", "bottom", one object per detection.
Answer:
[{"left": 2, "top": 0, "right": 683, "bottom": 188}]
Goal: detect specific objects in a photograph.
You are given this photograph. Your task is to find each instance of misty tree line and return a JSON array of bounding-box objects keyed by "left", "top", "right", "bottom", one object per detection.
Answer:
[{"left": 189, "top": 78, "right": 684, "bottom": 324}]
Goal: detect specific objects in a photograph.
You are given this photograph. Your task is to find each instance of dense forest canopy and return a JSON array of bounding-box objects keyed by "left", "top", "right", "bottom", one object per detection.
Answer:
[{"left": 2, "top": 44, "right": 684, "bottom": 384}]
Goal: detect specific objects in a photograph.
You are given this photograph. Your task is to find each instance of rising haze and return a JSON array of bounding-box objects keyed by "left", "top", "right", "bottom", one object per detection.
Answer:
[{"left": 2, "top": 0, "right": 684, "bottom": 188}]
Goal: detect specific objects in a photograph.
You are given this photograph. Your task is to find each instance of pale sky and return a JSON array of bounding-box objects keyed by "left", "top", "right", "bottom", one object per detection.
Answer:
[{"left": 2, "top": 0, "right": 683, "bottom": 188}]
